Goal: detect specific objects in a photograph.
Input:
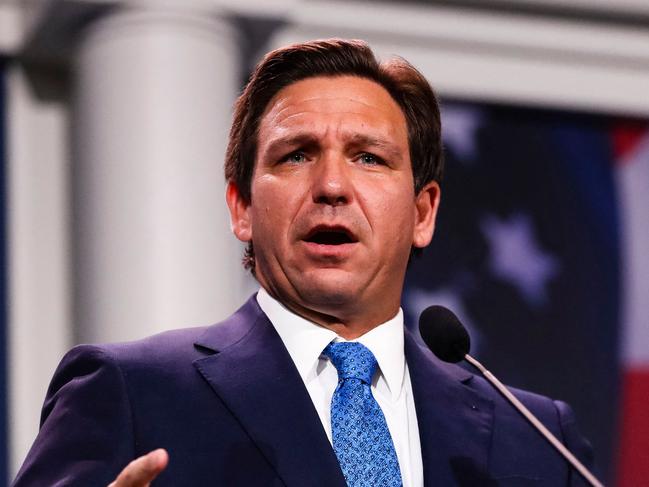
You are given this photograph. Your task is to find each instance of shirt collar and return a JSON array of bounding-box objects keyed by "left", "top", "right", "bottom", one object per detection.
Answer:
[
  {"left": 353, "top": 310, "right": 405, "bottom": 400},
  {"left": 256, "top": 287, "right": 406, "bottom": 400}
]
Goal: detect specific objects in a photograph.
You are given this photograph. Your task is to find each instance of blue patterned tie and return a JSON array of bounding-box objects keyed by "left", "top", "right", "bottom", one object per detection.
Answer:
[{"left": 323, "top": 341, "right": 403, "bottom": 487}]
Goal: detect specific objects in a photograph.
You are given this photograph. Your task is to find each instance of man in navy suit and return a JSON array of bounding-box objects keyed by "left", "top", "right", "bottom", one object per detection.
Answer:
[{"left": 13, "top": 39, "right": 594, "bottom": 486}]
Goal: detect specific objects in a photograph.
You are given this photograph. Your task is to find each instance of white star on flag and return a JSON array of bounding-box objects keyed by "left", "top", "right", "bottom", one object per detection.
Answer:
[
  {"left": 480, "top": 213, "right": 560, "bottom": 308},
  {"left": 441, "top": 105, "right": 484, "bottom": 162}
]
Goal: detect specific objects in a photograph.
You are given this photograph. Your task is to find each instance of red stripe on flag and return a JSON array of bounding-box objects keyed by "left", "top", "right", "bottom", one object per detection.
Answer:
[
  {"left": 611, "top": 120, "right": 649, "bottom": 162},
  {"left": 617, "top": 368, "right": 649, "bottom": 487}
]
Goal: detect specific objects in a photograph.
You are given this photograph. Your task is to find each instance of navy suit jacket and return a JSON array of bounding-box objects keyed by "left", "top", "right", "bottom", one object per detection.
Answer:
[{"left": 14, "top": 296, "right": 594, "bottom": 486}]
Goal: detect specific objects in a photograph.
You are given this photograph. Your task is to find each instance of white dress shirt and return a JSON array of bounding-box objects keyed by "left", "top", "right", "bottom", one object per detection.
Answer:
[{"left": 257, "top": 288, "right": 424, "bottom": 487}]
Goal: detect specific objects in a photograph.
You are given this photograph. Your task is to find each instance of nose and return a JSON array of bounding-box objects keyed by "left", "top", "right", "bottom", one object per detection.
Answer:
[{"left": 311, "top": 154, "right": 353, "bottom": 206}]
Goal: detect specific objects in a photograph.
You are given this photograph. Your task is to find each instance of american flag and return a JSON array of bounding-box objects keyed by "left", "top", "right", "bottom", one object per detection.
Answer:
[{"left": 403, "top": 101, "right": 649, "bottom": 485}]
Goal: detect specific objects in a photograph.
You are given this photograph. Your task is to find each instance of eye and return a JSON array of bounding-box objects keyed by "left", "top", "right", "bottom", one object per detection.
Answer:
[
  {"left": 357, "top": 152, "right": 385, "bottom": 166},
  {"left": 280, "top": 151, "right": 307, "bottom": 164}
]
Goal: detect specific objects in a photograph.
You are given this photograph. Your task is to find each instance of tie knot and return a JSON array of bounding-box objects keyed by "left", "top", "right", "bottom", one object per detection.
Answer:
[{"left": 323, "top": 341, "right": 378, "bottom": 384}]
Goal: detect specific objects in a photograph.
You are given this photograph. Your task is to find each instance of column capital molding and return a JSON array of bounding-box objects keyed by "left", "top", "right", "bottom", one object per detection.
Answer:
[
  {"left": 11, "top": 0, "right": 649, "bottom": 116},
  {"left": 13, "top": 0, "right": 251, "bottom": 66}
]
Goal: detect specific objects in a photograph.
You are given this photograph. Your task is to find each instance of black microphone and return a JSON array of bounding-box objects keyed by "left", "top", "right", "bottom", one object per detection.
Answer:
[
  {"left": 418, "top": 305, "right": 470, "bottom": 363},
  {"left": 418, "top": 306, "right": 604, "bottom": 487}
]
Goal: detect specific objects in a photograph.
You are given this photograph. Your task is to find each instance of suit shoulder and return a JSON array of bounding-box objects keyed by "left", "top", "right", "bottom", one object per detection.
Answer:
[
  {"left": 59, "top": 326, "right": 207, "bottom": 369},
  {"left": 466, "top": 370, "right": 555, "bottom": 410},
  {"left": 103, "top": 325, "right": 210, "bottom": 360},
  {"left": 57, "top": 295, "right": 264, "bottom": 375},
  {"left": 464, "top": 371, "right": 587, "bottom": 451}
]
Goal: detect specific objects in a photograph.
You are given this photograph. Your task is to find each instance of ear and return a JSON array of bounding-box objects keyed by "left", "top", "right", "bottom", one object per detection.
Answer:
[
  {"left": 226, "top": 181, "right": 252, "bottom": 242},
  {"left": 412, "top": 181, "right": 441, "bottom": 248}
]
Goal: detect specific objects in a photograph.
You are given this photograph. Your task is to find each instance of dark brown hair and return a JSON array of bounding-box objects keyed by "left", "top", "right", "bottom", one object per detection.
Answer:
[{"left": 224, "top": 38, "right": 444, "bottom": 272}]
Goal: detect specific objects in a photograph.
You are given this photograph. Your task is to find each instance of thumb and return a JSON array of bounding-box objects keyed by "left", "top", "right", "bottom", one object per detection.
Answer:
[{"left": 108, "top": 449, "right": 168, "bottom": 487}]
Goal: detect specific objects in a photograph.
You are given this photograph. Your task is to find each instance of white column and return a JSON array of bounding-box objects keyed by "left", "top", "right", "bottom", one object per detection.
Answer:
[
  {"left": 73, "top": 6, "right": 252, "bottom": 344},
  {"left": 7, "top": 63, "right": 72, "bottom": 478}
]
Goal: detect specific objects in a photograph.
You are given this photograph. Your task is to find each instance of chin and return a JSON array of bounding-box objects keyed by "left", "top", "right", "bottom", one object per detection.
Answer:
[{"left": 294, "top": 272, "right": 361, "bottom": 308}]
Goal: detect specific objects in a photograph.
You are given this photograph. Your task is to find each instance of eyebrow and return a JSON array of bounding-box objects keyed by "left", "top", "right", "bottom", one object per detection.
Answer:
[
  {"left": 345, "top": 133, "right": 405, "bottom": 161},
  {"left": 262, "top": 132, "right": 405, "bottom": 161},
  {"left": 263, "top": 133, "right": 320, "bottom": 157}
]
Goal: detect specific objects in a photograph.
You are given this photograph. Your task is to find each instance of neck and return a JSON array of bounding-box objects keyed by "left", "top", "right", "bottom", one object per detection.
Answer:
[{"left": 261, "top": 286, "right": 400, "bottom": 340}]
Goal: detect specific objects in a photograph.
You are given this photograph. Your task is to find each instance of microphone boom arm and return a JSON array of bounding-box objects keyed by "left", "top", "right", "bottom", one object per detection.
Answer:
[{"left": 463, "top": 354, "right": 604, "bottom": 487}]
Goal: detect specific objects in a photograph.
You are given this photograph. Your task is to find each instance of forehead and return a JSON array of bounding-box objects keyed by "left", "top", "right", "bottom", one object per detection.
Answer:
[{"left": 257, "top": 76, "right": 409, "bottom": 144}]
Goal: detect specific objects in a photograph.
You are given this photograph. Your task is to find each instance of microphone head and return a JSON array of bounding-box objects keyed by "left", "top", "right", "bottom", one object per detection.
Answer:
[{"left": 418, "top": 305, "right": 470, "bottom": 363}]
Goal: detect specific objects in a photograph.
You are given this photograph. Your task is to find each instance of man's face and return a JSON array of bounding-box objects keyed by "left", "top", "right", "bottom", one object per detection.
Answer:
[{"left": 227, "top": 75, "right": 439, "bottom": 331}]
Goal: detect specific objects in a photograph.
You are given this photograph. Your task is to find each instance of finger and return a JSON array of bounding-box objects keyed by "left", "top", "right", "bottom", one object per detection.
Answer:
[{"left": 108, "top": 449, "right": 168, "bottom": 487}]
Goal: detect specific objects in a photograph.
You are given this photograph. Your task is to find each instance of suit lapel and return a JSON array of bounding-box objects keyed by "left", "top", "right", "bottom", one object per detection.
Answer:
[
  {"left": 405, "top": 331, "right": 495, "bottom": 487},
  {"left": 192, "top": 297, "right": 346, "bottom": 487}
]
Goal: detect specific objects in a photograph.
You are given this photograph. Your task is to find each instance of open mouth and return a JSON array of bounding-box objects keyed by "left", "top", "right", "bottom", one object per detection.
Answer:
[{"left": 304, "top": 226, "right": 357, "bottom": 245}]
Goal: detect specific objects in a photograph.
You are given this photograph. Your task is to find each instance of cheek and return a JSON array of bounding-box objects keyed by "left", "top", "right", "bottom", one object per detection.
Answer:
[
  {"left": 250, "top": 177, "right": 302, "bottom": 238},
  {"left": 362, "top": 179, "right": 415, "bottom": 229}
]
